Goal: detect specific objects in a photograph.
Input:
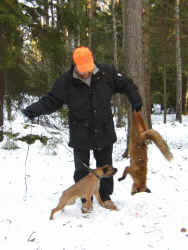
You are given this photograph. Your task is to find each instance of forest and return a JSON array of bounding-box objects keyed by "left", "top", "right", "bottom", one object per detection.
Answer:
[
  {"left": 1, "top": 2, "right": 188, "bottom": 249},
  {"left": 0, "top": 0, "right": 188, "bottom": 141}
]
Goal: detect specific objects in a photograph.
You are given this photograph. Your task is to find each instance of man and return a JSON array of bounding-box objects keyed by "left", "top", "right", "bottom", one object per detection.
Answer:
[{"left": 22, "top": 46, "right": 142, "bottom": 212}]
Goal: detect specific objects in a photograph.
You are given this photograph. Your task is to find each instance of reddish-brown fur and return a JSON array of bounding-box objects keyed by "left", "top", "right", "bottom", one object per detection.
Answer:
[{"left": 119, "top": 111, "right": 173, "bottom": 195}]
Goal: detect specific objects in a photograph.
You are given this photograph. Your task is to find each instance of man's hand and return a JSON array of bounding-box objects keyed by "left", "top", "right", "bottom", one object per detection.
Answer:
[{"left": 132, "top": 101, "right": 142, "bottom": 112}]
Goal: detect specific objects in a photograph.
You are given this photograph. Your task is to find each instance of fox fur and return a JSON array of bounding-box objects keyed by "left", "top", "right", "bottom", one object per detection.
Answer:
[{"left": 118, "top": 111, "right": 173, "bottom": 195}]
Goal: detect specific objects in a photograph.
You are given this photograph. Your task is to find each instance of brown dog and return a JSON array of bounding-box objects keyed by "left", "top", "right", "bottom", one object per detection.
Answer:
[
  {"left": 50, "top": 165, "right": 117, "bottom": 220},
  {"left": 119, "top": 111, "right": 173, "bottom": 195}
]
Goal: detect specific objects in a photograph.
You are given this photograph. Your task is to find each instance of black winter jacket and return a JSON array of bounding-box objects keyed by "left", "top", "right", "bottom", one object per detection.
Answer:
[{"left": 24, "top": 63, "right": 142, "bottom": 149}]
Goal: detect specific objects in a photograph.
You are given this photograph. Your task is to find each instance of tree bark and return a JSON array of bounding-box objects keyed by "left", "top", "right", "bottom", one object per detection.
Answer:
[
  {"left": 112, "top": 0, "right": 124, "bottom": 127},
  {"left": 122, "top": 0, "right": 145, "bottom": 157},
  {"left": 175, "top": 0, "right": 182, "bottom": 123},
  {"left": 184, "top": 74, "right": 188, "bottom": 115},
  {"left": 0, "top": 70, "right": 4, "bottom": 141},
  {"left": 88, "top": 0, "right": 95, "bottom": 49},
  {"left": 143, "top": 0, "right": 152, "bottom": 128},
  {"left": 50, "top": 0, "right": 55, "bottom": 27},
  {"left": 124, "top": 0, "right": 144, "bottom": 94},
  {"left": 163, "top": 64, "right": 167, "bottom": 123}
]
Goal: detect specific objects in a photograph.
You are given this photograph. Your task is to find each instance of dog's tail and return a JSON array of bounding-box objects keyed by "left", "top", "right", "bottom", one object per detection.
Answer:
[{"left": 141, "top": 129, "right": 173, "bottom": 161}]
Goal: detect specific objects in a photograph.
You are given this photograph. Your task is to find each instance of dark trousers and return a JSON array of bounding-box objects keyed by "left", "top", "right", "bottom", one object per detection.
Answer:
[{"left": 73, "top": 145, "right": 113, "bottom": 202}]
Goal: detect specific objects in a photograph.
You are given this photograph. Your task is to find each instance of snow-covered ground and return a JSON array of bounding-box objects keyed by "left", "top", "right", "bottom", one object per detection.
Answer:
[{"left": 1, "top": 113, "right": 188, "bottom": 250}]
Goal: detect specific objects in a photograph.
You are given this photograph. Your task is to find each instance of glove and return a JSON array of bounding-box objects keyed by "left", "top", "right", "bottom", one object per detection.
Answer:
[
  {"left": 132, "top": 102, "right": 142, "bottom": 112},
  {"left": 22, "top": 109, "right": 35, "bottom": 120}
]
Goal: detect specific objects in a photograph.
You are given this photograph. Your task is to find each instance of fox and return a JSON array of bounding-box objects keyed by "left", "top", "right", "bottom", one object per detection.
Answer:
[{"left": 118, "top": 111, "right": 173, "bottom": 195}]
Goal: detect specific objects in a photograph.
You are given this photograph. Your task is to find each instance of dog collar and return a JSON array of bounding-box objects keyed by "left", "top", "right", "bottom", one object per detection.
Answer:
[
  {"left": 90, "top": 170, "right": 101, "bottom": 180},
  {"left": 80, "top": 160, "right": 112, "bottom": 180}
]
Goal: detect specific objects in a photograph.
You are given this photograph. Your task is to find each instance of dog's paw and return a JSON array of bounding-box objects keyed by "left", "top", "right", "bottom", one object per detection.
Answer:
[
  {"left": 81, "top": 207, "right": 92, "bottom": 214},
  {"left": 81, "top": 203, "right": 93, "bottom": 213},
  {"left": 102, "top": 200, "right": 118, "bottom": 210}
]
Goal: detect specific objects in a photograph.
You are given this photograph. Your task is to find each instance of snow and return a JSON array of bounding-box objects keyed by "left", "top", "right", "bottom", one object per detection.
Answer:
[{"left": 1, "top": 113, "right": 188, "bottom": 250}]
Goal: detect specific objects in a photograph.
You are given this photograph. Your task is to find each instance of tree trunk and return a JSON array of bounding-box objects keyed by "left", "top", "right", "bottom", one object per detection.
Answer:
[
  {"left": 56, "top": 0, "right": 61, "bottom": 31},
  {"left": 50, "top": 0, "right": 55, "bottom": 27},
  {"left": 122, "top": 0, "right": 144, "bottom": 157},
  {"left": 6, "top": 96, "right": 12, "bottom": 121},
  {"left": 163, "top": 64, "right": 167, "bottom": 124},
  {"left": 184, "top": 74, "right": 188, "bottom": 115},
  {"left": 112, "top": 0, "right": 124, "bottom": 128},
  {"left": 143, "top": 0, "right": 152, "bottom": 128},
  {"left": 43, "top": 0, "right": 49, "bottom": 26},
  {"left": 68, "top": 1, "right": 76, "bottom": 50},
  {"left": 161, "top": 0, "right": 170, "bottom": 124},
  {"left": 0, "top": 70, "right": 4, "bottom": 141},
  {"left": 88, "top": 0, "right": 95, "bottom": 49},
  {"left": 121, "top": 0, "right": 130, "bottom": 156},
  {"left": 175, "top": 0, "right": 182, "bottom": 123},
  {"left": 124, "top": 0, "right": 144, "bottom": 99},
  {"left": 112, "top": 0, "right": 118, "bottom": 68}
]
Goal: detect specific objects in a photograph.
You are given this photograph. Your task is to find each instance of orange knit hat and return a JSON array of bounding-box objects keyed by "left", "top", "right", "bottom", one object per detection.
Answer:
[{"left": 73, "top": 46, "right": 94, "bottom": 73}]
